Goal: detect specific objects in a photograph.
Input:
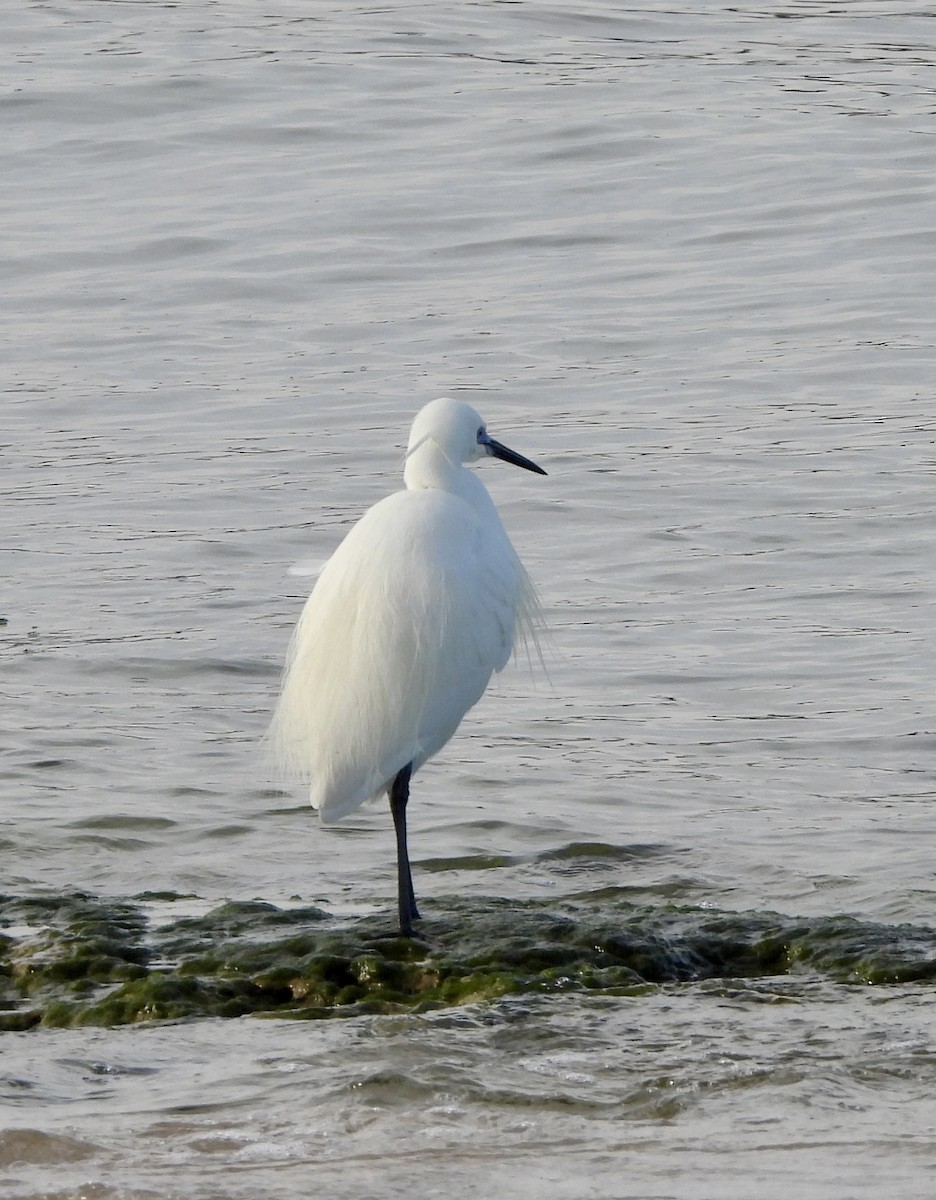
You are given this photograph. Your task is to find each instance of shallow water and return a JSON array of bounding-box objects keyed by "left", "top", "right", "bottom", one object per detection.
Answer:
[{"left": 3, "top": 0, "right": 936, "bottom": 1196}]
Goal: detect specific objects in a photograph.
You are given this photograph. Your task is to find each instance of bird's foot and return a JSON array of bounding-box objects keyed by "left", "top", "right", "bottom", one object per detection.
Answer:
[{"left": 398, "top": 916, "right": 429, "bottom": 942}]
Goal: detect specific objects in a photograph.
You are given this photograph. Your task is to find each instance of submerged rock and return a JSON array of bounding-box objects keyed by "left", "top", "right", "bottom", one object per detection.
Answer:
[{"left": 0, "top": 891, "right": 934, "bottom": 1029}]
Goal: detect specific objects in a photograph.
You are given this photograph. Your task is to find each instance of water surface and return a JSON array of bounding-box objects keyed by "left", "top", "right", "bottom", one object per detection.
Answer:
[{"left": 3, "top": 2, "right": 936, "bottom": 1197}]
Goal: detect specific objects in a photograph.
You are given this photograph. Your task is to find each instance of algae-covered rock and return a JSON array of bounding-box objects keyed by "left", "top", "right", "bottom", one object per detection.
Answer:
[
  {"left": 0, "top": 891, "right": 934, "bottom": 1028},
  {"left": 783, "top": 914, "right": 936, "bottom": 985}
]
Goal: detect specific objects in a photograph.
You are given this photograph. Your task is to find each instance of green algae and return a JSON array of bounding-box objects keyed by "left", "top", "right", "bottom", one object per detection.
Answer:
[{"left": 0, "top": 891, "right": 934, "bottom": 1029}]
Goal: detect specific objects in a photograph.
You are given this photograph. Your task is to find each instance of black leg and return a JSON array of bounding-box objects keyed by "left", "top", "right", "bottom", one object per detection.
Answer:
[{"left": 389, "top": 762, "right": 420, "bottom": 936}]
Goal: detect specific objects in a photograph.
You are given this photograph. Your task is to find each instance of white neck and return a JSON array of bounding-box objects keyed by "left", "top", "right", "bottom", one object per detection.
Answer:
[
  {"left": 405, "top": 436, "right": 464, "bottom": 493},
  {"left": 403, "top": 437, "right": 501, "bottom": 524}
]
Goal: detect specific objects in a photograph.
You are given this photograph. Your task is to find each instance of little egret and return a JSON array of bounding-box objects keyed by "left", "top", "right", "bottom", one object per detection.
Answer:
[{"left": 268, "top": 397, "right": 546, "bottom": 936}]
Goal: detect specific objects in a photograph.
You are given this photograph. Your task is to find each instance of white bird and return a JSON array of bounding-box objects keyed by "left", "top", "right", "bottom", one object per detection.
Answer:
[{"left": 268, "top": 397, "right": 546, "bottom": 936}]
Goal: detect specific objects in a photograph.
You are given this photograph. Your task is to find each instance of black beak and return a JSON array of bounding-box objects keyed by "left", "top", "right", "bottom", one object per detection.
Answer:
[{"left": 486, "top": 436, "right": 547, "bottom": 476}]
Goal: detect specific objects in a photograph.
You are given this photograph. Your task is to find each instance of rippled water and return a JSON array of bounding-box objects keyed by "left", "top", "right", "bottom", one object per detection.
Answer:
[{"left": 3, "top": 1, "right": 936, "bottom": 1197}]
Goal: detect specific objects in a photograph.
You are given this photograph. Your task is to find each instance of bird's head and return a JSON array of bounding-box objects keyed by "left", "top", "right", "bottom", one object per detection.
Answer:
[{"left": 406, "top": 397, "right": 546, "bottom": 476}]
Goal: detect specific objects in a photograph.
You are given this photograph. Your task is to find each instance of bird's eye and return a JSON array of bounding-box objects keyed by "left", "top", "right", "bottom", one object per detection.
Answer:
[{"left": 476, "top": 426, "right": 486, "bottom": 443}]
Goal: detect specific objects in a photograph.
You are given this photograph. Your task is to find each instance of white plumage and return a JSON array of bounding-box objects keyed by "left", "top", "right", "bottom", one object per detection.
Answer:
[{"left": 268, "top": 397, "right": 546, "bottom": 934}]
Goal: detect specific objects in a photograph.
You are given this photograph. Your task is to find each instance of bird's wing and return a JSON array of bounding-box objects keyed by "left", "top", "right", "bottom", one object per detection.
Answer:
[{"left": 267, "top": 489, "right": 526, "bottom": 821}]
